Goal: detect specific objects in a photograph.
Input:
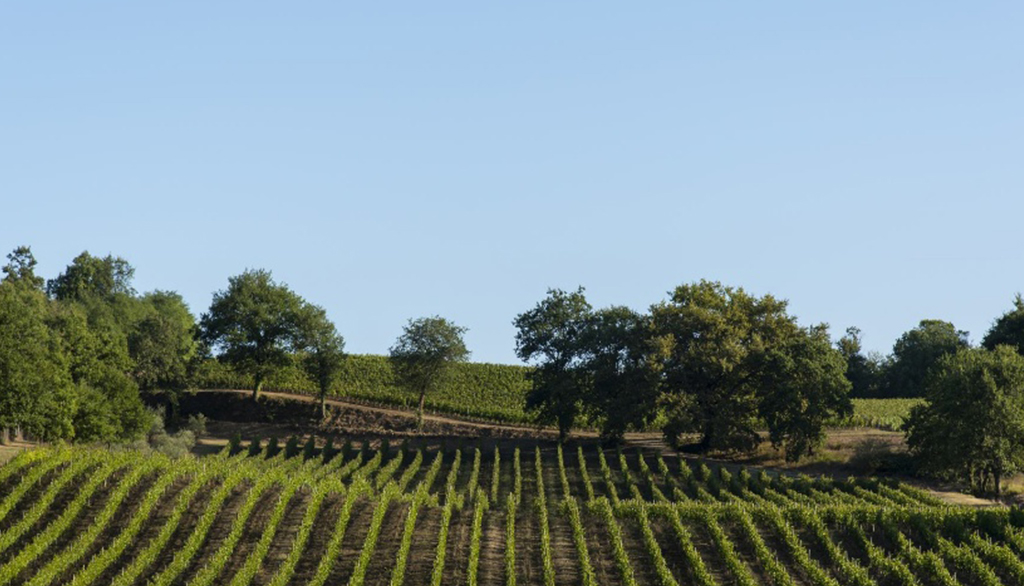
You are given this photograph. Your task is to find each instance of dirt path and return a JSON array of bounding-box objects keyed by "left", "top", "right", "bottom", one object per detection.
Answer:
[{"left": 196, "top": 389, "right": 570, "bottom": 436}]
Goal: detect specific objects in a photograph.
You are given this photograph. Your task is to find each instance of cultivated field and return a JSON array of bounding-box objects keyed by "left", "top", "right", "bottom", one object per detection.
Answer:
[{"left": 1, "top": 442, "right": 1021, "bottom": 586}]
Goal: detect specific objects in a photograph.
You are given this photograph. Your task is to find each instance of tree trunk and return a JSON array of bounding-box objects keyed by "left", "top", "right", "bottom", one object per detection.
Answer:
[
  {"left": 995, "top": 469, "right": 1002, "bottom": 497},
  {"left": 699, "top": 421, "right": 714, "bottom": 452},
  {"left": 252, "top": 373, "right": 263, "bottom": 402},
  {"left": 0, "top": 428, "right": 7, "bottom": 445},
  {"left": 320, "top": 390, "right": 327, "bottom": 420},
  {"left": 417, "top": 390, "right": 426, "bottom": 430}
]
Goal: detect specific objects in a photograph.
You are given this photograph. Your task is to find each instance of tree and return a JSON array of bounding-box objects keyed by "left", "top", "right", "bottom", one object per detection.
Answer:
[
  {"left": 199, "top": 269, "right": 306, "bottom": 401},
  {"left": 390, "top": 316, "right": 469, "bottom": 428},
  {"left": 652, "top": 281, "right": 800, "bottom": 453},
  {"left": 128, "top": 291, "right": 198, "bottom": 392},
  {"left": 513, "top": 288, "right": 592, "bottom": 441},
  {"left": 2, "top": 246, "right": 44, "bottom": 290},
  {"left": 582, "top": 306, "right": 669, "bottom": 444},
  {"left": 883, "top": 320, "right": 969, "bottom": 397},
  {"left": 904, "top": 346, "right": 1024, "bottom": 495},
  {"left": 47, "top": 302, "right": 149, "bottom": 441},
  {"left": 983, "top": 294, "right": 1024, "bottom": 356},
  {"left": 296, "top": 303, "right": 345, "bottom": 419},
  {"left": 47, "top": 251, "right": 136, "bottom": 302},
  {"left": 758, "top": 325, "right": 852, "bottom": 461},
  {"left": 836, "top": 327, "right": 885, "bottom": 398},
  {"left": 0, "top": 278, "right": 76, "bottom": 443}
]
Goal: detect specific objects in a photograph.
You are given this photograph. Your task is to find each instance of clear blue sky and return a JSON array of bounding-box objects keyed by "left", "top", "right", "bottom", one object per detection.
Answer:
[{"left": 2, "top": 2, "right": 1022, "bottom": 364}]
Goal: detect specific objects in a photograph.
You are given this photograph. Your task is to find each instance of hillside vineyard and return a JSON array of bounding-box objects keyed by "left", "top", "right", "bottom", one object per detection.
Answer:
[{"left": 1, "top": 444, "right": 1022, "bottom": 586}]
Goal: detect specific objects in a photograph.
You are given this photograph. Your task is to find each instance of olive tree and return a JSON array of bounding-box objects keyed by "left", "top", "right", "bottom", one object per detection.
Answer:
[{"left": 390, "top": 316, "right": 469, "bottom": 428}]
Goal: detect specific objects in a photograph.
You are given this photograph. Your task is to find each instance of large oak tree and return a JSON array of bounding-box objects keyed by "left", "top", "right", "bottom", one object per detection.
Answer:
[{"left": 200, "top": 269, "right": 306, "bottom": 401}]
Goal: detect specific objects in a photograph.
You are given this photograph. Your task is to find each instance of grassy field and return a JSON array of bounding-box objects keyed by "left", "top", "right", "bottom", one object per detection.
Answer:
[{"left": 1, "top": 441, "right": 1020, "bottom": 586}]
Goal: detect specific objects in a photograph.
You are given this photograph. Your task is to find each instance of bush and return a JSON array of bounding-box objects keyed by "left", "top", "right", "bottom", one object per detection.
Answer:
[{"left": 185, "top": 413, "right": 207, "bottom": 437}]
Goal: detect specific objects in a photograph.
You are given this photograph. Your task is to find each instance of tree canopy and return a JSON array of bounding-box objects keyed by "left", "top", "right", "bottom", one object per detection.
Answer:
[
  {"left": 583, "top": 306, "right": 668, "bottom": 444},
  {"left": 653, "top": 281, "right": 801, "bottom": 453},
  {"left": 983, "top": 294, "right": 1024, "bottom": 356},
  {"left": 390, "top": 316, "right": 470, "bottom": 428},
  {"left": 295, "top": 303, "right": 346, "bottom": 418},
  {"left": 200, "top": 269, "right": 307, "bottom": 401},
  {"left": 883, "top": 319, "right": 969, "bottom": 397},
  {"left": 836, "top": 327, "right": 886, "bottom": 398},
  {"left": 0, "top": 275, "right": 76, "bottom": 441},
  {"left": 47, "top": 251, "right": 136, "bottom": 302},
  {"left": 905, "top": 346, "right": 1024, "bottom": 495},
  {"left": 513, "top": 288, "right": 593, "bottom": 441},
  {"left": 0, "top": 247, "right": 152, "bottom": 443},
  {"left": 514, "top": 281, "right": 852, "bottom": 460}
]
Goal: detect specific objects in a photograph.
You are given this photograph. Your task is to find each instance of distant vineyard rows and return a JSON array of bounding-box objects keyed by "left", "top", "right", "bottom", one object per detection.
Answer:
[{"left": 194, "top": 357, "right": 924, "bottom": 429}]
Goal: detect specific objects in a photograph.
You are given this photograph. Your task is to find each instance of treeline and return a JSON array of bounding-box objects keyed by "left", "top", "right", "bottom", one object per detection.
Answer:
[
  {"left": 0, "top": 248, "right": 195, "bottom": 443},
  {"left": 512, "top": 285, "right": 1024, "bottom": 491},
  {"left": 837, "top": 300, "right": 1024, "bottom": 398},
  {"left": 4, "top": 245, "right": 1024, "bottom": 492},
  {"left": 513, "top": 284, "right": 851, "bottom": 461},
  {"left": 836, "top": 299, "right": 1024, "bottom": 494}
]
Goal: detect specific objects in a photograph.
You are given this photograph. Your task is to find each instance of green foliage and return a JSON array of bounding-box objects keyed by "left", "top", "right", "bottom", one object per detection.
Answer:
[
  {"left": 833, "top": 398, "right": 925, "bottom": 430},
  {"left": 2, "top": 246, "right": 44, "bottom": 290},
  {"left": 6, "top": 444, "right": 1024, "bottom": 586},
  {"left": 905, "top": 346, "right": 1024, "bottom": 494},
  {"left": 653, "top": 281, "right": 796, "bottom": 452},
  {"left": 0, "top": 279, "right": 76, "bottom": 440},
  {"left": 46, "top": 251, "right": 136, "bottom": 302},
  {"left": 128, "top": 290, "right": 198, "bottom": 392},
  {"left": 200, "top": 269, "right": 307, "bottom": 400},
  {"left": 0, "top": 248, "right": 172, "bottom": 443},
  {"left": 390, "top": 315, "right": 470, "bottom": 427},
  {"left": 584, "top": 306, "right": 669, "bottom": 443},
  {"left": 837, "top": 327, "right": 886, "bottom": 398},
  {"left": 758, "top": 325, "right": 853, "bottom": 461},
  {"left": 983, "top": 294, "right": 1024, "bottom": 356},
  {"left": 294, "top": 302, "right": 345, "bottom": 418},
  {"left": 654, "top": 281, "right": 851, "bottom": 460},
  {"left": 884, "top": 319, "right": 970, "bottom": 398},
  {"left": 514, "top": 287, "right": 592, "bottom": 440}
]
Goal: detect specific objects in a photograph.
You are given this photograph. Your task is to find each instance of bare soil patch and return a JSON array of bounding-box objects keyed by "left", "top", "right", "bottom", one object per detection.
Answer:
[
  {"left": 440, "top": 509, "right": 472, "bottom": 586},
  {"left": 253, "top": 487, "right": 311, "bottom": 586},
  {"left": 210, "top": 484, "right": 284, "bottom": 586},
  {"left": 325, "top": 497, "right": 375, "bottom": 586},
  {"left": 403, "top": 505, "right": 442, "bottom": 586},
  {"left": 287, "top": 492, "right": 345, "bottom": 585}
]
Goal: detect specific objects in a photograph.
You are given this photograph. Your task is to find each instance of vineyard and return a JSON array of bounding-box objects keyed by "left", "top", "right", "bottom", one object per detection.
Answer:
[
  {"left": 2, "top": 441, "right": 1022, "bottom": 586},
  {"left": 833, "top": 400, "right": 927, "bottom": 432},
  {"left": 193, "top": 355, "right": 923, "bottom": 431}
]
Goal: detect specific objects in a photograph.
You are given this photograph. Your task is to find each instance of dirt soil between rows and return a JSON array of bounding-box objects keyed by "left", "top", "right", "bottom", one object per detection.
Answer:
[{"left": 3, "top": 388, "right": 998, "bottom": 509}]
